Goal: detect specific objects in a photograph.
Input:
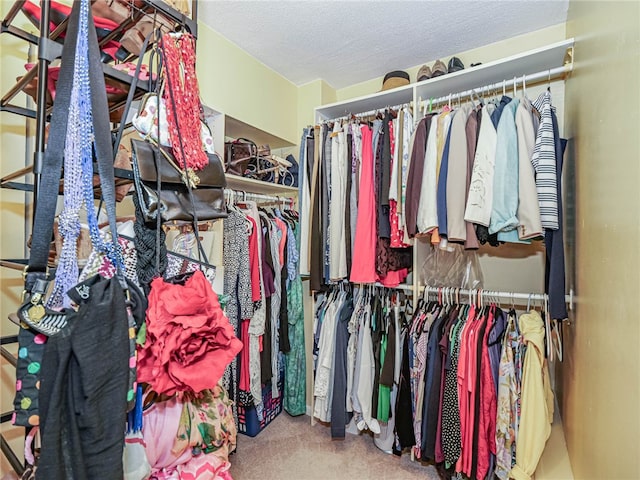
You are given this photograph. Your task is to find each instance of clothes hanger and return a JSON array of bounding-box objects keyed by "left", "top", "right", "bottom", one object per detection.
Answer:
[
  {"left": 542, "top": 294, "right": 554, "bottom": 362},
  {"left": 551, "top": 313, "right": 564, "bottom": 362}
]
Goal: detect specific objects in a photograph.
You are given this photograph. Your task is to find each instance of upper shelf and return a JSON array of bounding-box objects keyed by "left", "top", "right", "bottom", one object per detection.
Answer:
[
  {"left": 315, "top": 38, "right": 574, "bottom": 121},
  {"left": 225, "top": 174, "right": 298, "bottom": 196},
  {"left": 224, "top": 116, "right": 296, "bottom": 151}
]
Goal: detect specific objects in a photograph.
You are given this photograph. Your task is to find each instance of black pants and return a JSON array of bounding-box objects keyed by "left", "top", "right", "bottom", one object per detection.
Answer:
[{"left": 38, "top": 275, "right": 129, "bottom": 480}]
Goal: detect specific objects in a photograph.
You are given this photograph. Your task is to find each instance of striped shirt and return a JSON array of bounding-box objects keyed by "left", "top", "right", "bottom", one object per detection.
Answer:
[{"left": 531, "top": 91, "right": 559, "bottom": 230}]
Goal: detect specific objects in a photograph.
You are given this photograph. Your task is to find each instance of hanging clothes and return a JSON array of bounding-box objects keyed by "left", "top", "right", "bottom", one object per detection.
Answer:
[
  {"left": 298, "top": 128, "right": 313, "bottom": 276},
  {"left": 313, "top": 287, "right": 409, "bottom": 439},
  {"left": 405, "top": 114, "right": 432, "bottom": 237},
  {"left": 284, "top": 215, "right": 306, "bottom": 416},
  {"left": 222, "top": 197, "right": 304, "bottom": 427},
  {"left": 491, "top": 99, "right": 522, "bottom": 242},
  {"left": 465, "top": 104, "right": 498, "bottom": 227},
  {"left": 515, "top": 98, "right": 543, "bottom": 240},
  {"left": 531, "top": 90, "right": 559, "bottom": 230},
  {"left": 416, "top": 115, "right": 440, "bottom": 234},
  {"left": 509, "top": 310, "right": 554, "bottom": 480},
  {"left": 223, "top": 208, "right": 253, "bottom": 420},
  {"left": 329, "top": 122, "right": 348, "bottom": 280},
  {"left": 350, "top": 124, "right": 378, "bottom": 283},
  {"left": 446, "top": 103, "right": 474, "bottom": 242},
  {"left": 545, "top": 110, "right": 569, "bottom": 321}
]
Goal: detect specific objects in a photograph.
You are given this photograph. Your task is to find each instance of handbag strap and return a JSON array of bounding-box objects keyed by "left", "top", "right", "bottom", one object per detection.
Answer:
[
  {"left": 112, "top": 30, "right": 155, "bottom": 154},
  {"left": 26, "top": 1, "right": 122, "bottom": 289}
]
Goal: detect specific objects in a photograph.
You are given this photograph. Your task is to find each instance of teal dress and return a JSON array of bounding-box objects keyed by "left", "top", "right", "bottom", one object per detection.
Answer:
[{"left": 284, "top": 222, "right": 306, "bottom": 416}]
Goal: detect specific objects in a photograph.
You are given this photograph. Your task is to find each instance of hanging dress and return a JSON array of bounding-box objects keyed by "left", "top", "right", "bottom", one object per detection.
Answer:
[{"left": 284, "top": 221, "right": 306, "bottom": 416}]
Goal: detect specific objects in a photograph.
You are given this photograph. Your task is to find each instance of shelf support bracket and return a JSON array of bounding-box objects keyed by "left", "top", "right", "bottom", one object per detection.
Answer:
[{"left": 37, "top": 36, "right": 63, "bottom": 63}]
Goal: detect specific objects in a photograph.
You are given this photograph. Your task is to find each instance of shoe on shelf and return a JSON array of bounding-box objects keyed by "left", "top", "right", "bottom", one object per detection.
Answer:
[
  {"left": 417, "top": 64, "right": 432, "bottom": 82},
  {"left": 21, "top": 0, "right": 121, "bottom": 40},
  {"left": 91, "top": 0, "right": 144, "bottom": 26},
  {"left": 447, "top": 56, "right": 465, "bottom": 73},
  {"left": 431, "top": 60, "right": 447, "bottom": 78},
  {"left": 21, "top": 0, "right": 125, "bottom": 61},
  {"left": 115, "top": 0, "right": 192, "bottom": 60}
]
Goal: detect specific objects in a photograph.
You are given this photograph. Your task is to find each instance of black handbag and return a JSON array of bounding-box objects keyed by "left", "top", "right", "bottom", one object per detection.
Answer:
[
  {"left": 131, "top": 139, "right": 227, "bottom": 224},
  {"left": 127, "top": 32, "right": 227, "bottom": 226}
]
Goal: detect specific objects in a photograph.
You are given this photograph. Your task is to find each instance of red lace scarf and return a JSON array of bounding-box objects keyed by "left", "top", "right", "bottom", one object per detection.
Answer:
[{"left": 161, "top": 32, "right": 208, "bottom": 171}]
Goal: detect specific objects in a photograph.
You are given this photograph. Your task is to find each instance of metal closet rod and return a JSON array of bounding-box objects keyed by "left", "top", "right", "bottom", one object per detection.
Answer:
[
  {"left": 323, "top": 65, "right": 567, "bottom": 124},
  {"left": 224, "top": 189, "right": 296, "bottom": 205},
  {"left": 329, "top": 102, "right": 411, "bottom": 123},
  {"left": 419, "top": 65, "right": 567, "bottom": 108},
  {"left": 422, "top": 285, "right": 574, "bottom": 310}
]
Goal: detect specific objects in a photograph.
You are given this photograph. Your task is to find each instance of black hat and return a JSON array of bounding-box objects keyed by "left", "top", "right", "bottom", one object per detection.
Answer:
[{"left": 381, "top": 70, "right": 410, "bottom": 91}]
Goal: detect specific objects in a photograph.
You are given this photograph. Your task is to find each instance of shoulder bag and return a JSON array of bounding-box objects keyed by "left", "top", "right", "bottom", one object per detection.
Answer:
[{"left": 128, "top": 34, "right": 227, "bottom": 225}]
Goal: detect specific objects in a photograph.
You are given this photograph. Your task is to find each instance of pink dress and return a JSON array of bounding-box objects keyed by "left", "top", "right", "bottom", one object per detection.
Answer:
[{"left": 350, "top": 125, "right": 377, "bottom": 283}]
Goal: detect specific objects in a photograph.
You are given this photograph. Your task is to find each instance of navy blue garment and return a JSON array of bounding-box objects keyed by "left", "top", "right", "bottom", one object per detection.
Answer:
[
  {"left": 490, "top": 95, "right": 512, "bottom": 128},
  {"left": 395, "top": 324, "right": 416, "bottom": 450},
  {"left": 437, "top": 116, "right": 455, "bottom": 237},
  {"left": 378, "top": 112, "right": 392, "bottom": 238},
  {"left": 330, "top": 295, "right": 355, "bottom": 439},
  {"left": 420, "top": 307, "right": 448, "bottom": 460},
  {"left": 545, "top": 110, "right": 568, "bottom": 320}
]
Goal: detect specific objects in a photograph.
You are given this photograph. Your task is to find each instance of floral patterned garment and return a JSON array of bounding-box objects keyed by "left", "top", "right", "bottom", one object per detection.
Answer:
[
  {"left": 175, "top": 386, "right": 237, "bottom": 462},
  {"left": 495, "top": 312, "right": 521, "bottom": 480}
]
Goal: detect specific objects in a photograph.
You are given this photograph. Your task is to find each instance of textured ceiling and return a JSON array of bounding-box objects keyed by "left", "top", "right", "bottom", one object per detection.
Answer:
[{"left": 199, "top": 1, "right": 569, "bottom": 89}]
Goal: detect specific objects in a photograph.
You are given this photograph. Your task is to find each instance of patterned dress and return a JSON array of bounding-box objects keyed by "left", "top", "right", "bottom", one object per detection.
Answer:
[
  {"left": 223, "top": 209, "right": 253, "bottom": 423},
  {"left": 284, "top": 221, "right": 306, "bottom": 415},
  {"left": 495, "top": 312, "right": 520, "bottom": 479}
]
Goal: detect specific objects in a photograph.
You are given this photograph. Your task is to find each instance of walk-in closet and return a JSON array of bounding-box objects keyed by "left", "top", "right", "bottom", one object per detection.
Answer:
[{"left": 1, "top": 1, "right": 638, "bottom": 479}]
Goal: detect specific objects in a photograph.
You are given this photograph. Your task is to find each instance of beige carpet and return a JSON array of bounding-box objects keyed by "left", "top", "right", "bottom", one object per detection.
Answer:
[{"left": 229, "top": 412, "right": 439, "bottom": 480}]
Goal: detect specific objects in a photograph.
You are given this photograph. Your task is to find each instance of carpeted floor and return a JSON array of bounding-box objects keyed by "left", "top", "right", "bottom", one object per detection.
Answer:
[{"left": 229, "top": 412, "right": 439, "bottom": 480}]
